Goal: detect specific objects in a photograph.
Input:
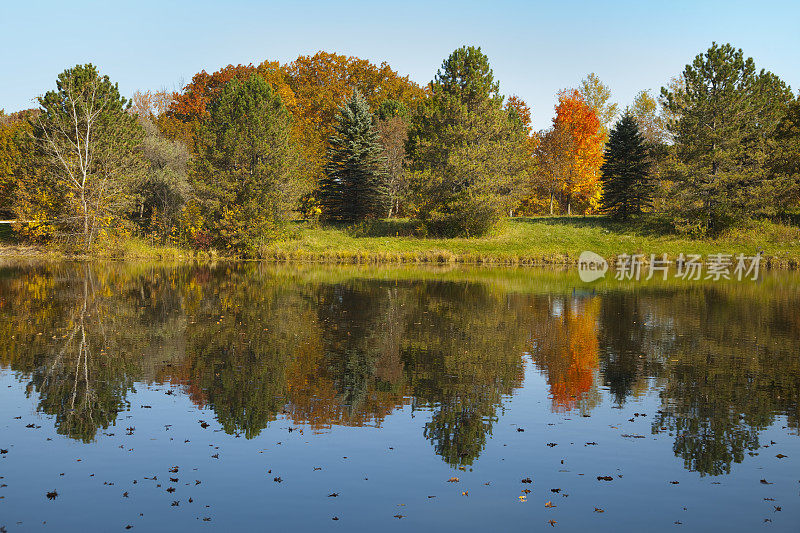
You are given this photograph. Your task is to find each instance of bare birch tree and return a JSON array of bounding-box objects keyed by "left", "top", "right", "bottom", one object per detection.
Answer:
[{"left": 35, "top": 64, "right": 144, "bottom": 249}]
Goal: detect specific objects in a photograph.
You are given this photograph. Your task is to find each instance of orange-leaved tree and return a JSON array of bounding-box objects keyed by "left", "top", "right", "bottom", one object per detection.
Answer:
[{"left": 545, "top": 89, "right": 604, "bottom": 214}]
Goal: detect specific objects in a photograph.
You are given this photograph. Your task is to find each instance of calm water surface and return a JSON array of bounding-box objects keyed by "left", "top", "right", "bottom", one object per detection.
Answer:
[{"left": 0, "top": 262, "right": 798, "bottom": 531}]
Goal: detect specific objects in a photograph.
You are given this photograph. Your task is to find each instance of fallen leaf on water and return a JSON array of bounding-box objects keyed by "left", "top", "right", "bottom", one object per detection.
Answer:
[
  {"left": 760, "top": 479, "right": 773, "bottom": 485},
  {"left": 328, "top": 493, "right": 338, "bottom": 497},
  {"left": 462, "top": 491, "right": 469, "bottom": 496},
  {"left": 597, "top": 476, "right": 613, "bottom": 481},
  {"left": 447, "top": 477, "right": 459, "bottom": 483},
  {"left": 393, "top": 514, "right": 405, "bottom": 519},
  {"left": 594, "top": 507, "right": 604, "bottom": 513},
  {"left": 521, "top": 477, "right": 532, "bottom": 484},
  {"left": 548, "top": 519, "right": 557, "bottom": 527},
  {"left": 46, "top": 490, "right": 58, "bottom": 500},
  {"left": 545, "top": 501, "right": 556, "bottom": 508},
  {"left": 775, "top": 454, "right": 787, "bottom": 459},
  {"left": 518, "top": 495, "right": 527, "bottom": 502}
]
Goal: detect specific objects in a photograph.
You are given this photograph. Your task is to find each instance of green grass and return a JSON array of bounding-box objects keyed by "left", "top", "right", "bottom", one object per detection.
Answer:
[
  {"left": 2, "top": 215, "right": 799, "bottom": 267},
  {"left": 257, "top": 216, "right": 800, "bottom": 267}
]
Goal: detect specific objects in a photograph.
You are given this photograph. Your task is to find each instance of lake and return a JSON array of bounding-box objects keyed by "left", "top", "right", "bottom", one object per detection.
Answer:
[{"left": 0, "top": 262, "right": 798, "bottom": 531}]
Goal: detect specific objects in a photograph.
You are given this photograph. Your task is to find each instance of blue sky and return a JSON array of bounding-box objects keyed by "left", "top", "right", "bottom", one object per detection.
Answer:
[{"left": 1, "top": 0, "right": 798, "bottom": 129}]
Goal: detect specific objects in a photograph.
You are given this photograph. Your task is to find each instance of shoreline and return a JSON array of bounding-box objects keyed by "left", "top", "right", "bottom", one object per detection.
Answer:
[
  {"left": 2, "top": 216, "right": 799, "bottom": 268},
  {"left": 2, "top": 246, "right": 799, "bottom": 269}
]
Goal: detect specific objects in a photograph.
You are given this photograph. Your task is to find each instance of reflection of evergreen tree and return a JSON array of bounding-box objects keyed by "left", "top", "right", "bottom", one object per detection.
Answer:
[
  {"left": 182, "top": 267, "right": 308, "bottom": 439},
  {"left": 597, "top": 294, "right": 665, "bottom": 404},
  {"left": 314, "top": 282, "right": 405, "bottom": 418},
  {"left": 424, "top": 403, "right": 492, "bottom": 467},
  {"left": 402, "top": 282, "right": 529, "bottom": 467},
  {"left": 651, "top": 287, "right": 800, "bottom": 476}
]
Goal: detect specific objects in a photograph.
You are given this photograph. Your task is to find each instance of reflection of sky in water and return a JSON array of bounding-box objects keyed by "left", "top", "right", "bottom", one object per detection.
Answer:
[{"left": 0, "top": 264, "right": 798, "bottom": 531}]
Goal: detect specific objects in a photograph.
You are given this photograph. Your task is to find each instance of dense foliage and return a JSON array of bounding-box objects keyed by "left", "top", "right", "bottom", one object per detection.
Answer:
[{"left": 0, "top": 43, "right": 798, "bottom": 252}]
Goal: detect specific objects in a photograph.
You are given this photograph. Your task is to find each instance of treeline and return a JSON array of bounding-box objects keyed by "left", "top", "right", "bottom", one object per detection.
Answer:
[{"left": 0, "top": 44, "right": 798, "bottom": 253}]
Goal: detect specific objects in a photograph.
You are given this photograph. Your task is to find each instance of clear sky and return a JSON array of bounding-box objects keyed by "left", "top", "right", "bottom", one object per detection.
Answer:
[{"left": 1, "top": 0, "right": 798, "bottom": 130}]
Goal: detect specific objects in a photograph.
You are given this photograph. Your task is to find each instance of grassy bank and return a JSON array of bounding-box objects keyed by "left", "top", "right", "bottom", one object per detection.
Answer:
[
  {"left": 2, "top": 216, "right": 800, "bottom": 267},
  {"left": 259, "top": 216, "right": 800, "bottom": 268}
]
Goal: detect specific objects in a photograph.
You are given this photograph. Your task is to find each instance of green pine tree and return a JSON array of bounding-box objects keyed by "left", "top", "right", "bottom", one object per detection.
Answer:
[
  {"left": 407, "top": 46, "right": 528, "bottom": 237},
  {"left": 195, "top": 74, "right": 305, "bottom": 251},
  {"left": 320, "top": 91, "right": 389, "bottom": 221},
  {"left": 661, "top": 43, "right": 793, "bottom": 233},
  {"left": 600, "top": 112, "right": 653, "bottom": 220}
]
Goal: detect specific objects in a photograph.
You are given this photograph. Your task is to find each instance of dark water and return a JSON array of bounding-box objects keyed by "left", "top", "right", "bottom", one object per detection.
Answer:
[{"left": 0, "top": 262, "right": 798, "bottom": 531}]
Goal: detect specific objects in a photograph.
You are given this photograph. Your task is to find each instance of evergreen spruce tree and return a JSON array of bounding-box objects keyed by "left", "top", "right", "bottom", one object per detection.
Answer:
[
  {"left": 320, "top": 91, "right": 389, "bottom": 221},
  {"left": 600, "top": 112, "right": 653, "bottom": 220}
]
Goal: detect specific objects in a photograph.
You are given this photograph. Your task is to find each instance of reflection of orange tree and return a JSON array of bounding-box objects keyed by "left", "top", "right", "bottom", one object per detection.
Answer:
[{"left": 530, "top": 296, "right": 600, "bottom": 413}]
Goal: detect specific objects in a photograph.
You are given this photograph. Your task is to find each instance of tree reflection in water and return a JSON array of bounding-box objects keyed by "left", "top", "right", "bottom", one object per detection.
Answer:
[{"left": 0, "top": 263, "right": 797, "bottom": 474}]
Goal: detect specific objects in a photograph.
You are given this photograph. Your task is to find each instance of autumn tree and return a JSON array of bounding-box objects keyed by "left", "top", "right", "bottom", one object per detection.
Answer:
[
  {"left": 319, "top": 91, "right": 389, "bottom": 221},
  {"left": 284, "top": 52, "right": 426, "bottom": 187},
  {"left": 407, "top": 46, "right": 529, "bottom": 236},
  {"left": 580, "top": 73, "right": 618, "bottom": 139},
  {"left": 375, "top": 101, "right": 410, "bottom": 217},
  {"left": 536, "top": 89, "right": 604, "bottom": 215},
  {"left": 0, "top": 110, "right": 34, "bottom": 218},
  {"left": 34, "top": 64, "right": 145, "bottom": 249},
  {"left": 134, "top": 117, "right": 192, "bottom": 239},
  {"left": 194, "top": 75, "right": 305, "bottom": 251},
  {"left": 600, "top": 112, "right": 653, "bottom": 219},
  {"left": 662, "top": 43, "right": 793, "bottom": 233},
  {"left": 505, "top": 95, "right": 533, "bottom": 135},
  {"left": 628, "top": 90, "right": 666, "bottom": 146},
  {"left": 533, "top": 126, "right": 573, "bottom": 215}
]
